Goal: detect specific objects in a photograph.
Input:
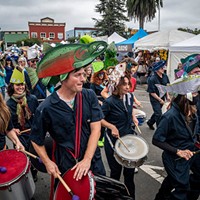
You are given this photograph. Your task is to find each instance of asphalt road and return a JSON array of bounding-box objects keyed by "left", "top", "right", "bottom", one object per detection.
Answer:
[{"left": 5, "top": 84, "right": 200, "bottom": 200}]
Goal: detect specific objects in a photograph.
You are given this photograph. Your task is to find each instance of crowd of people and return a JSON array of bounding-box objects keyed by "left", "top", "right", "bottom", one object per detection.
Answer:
[{"left": 0, "top": 39, "right": 200, "bottom": 200}]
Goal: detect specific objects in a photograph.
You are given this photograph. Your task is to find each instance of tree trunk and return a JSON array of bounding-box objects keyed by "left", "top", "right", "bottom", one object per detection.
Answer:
[{"left": 139, "top": 16, "right": 144, "bottom": 29}]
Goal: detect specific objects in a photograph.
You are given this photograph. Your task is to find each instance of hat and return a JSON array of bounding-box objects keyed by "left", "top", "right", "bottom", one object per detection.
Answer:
[
  {"left": 27, "top": 48, "right": 39, "bottom": 60},
  {"left": 37, "top": 41, "right": 108, "bottom": 85},
  {"left": 152, "top": 60, "right": 166, "bottom": 71},
  {"left": 10, "top": 68, "right": 25, "bottom": 84},
  {"left": 79, "top": 35, "right": 95, "bottom": 44},
  {"left": 181, "top": 54, "right": 200, "bottom": 73},
  {"left": 155, "top": 75, "right": 200, "bottom": 99},
  {"left": 92, "top": 61, "right": 104, "bottom": 73},
  {"left": 6, "top": 56, "right": 12, "bottom": 62}
]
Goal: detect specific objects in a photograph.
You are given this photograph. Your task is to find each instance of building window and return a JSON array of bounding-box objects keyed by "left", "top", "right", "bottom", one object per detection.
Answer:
[
  {"left": 31, "top": 32, "right": 37, "bottom": 38},
  {"left": 49, "top": 32, "right": 55, "bottom": 39},
  {"left": 58, "top": 33, "right": 63, "bottom": 40},
  {"left": 40, "top": 32, "right": 46, "bottom": 38}
]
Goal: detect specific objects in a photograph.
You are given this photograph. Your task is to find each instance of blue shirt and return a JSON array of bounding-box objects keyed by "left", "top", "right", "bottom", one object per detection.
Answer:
[
  {"left": 30, "top": 88, "right": 103, "bottom": 173},
  {"left": 101, "top": 93, "right": 134, "bottom": 143},
  {"left": 0, "top": 68, "right": 6, "bottom": 87},
  {"left": 153, "top": 102, "right": 198, "bottom": 151}
]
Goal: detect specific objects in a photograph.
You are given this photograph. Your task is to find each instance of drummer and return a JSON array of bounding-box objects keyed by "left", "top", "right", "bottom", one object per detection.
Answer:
[
  {"left": 29, "top": 42, "right": 107, "bottom": 194},
  {"left": 101, "top": 66, "right": 138, "bottom": 200},
  {"left": 0, "top": 93, "right": 24, "bottom": 151},
  {"left": 152, "top": 75, "right": 200, "bottom": 200}
]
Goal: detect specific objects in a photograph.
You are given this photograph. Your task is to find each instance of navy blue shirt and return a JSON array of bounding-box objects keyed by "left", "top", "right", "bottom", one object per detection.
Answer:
[
  {"left": 7, "top": 94, "right": 39, "bottom": 130},
  {"left": 101, "top": 93, "right": 134, "bottom": 143},
  {"left": 147, "top": 73, "right": 170, "bottom": 101},
  {"left": 30, "top": 88, "right": 103, "bottom": 173},
  {"left": 153, "top": 102, "right": 198, "bottom": 152}
]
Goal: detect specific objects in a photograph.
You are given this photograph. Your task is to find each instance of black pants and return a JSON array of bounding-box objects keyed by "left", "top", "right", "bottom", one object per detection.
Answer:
[
  {"left": 148, "top": 100, "right": 162, "bottom": 126},
  {"left": 104, "top": 136, "right": 135, "bottom": 200}
]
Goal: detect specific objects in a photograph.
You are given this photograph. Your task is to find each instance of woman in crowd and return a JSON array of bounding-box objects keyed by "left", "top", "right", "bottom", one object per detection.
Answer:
[
  {"left": 0, "top": 93, "right": 24, "bottom": 151},
  {"left": 83, "top": 65, "right": 93, "bottom": 89},
  {"left": 153, "top": 76, "right": 200, "bottom": 200},
  {"left": 6, "top": 68, "right": 39, "bottom": 181},
  {"left": 0, "top": 61, "right": 6, "bottom": 99},
  {"left": 101, "top": 71, "right": 138, "bottom": 200},
  {"left": 4, "top": 56, "right": 15, "bottom": 85}
]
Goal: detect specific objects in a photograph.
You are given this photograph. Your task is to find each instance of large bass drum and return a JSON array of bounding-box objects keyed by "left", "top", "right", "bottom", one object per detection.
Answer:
[{"left": 114, "top": 135, "right": 149, "bottom": 168}]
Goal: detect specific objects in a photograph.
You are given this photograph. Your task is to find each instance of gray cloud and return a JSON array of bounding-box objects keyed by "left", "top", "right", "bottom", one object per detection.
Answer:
[{"left": 0, "top": 0, "right": 199, "bottom": 32}]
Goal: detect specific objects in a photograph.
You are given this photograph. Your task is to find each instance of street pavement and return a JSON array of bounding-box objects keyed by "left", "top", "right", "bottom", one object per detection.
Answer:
[{"left": 6, "top": 84, "right": 200, "bottom": 200}]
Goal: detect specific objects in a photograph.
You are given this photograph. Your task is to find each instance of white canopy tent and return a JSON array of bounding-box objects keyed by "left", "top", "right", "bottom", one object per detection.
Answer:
[
  {"left": 107, "top": 32, "right": 126, "bottom": 44},
  {"left": 134, "top": 30, "right": 194, "bottom": 52},
  {"left": 167, "top": 34, "right": 200, "bottom": 81}
]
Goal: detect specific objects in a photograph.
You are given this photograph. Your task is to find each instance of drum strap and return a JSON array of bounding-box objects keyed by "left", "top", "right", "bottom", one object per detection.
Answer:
[
  {"left": 66, "top": 92, "right": 82, "bottom": 161},
  {"left": 106, "top": 133, "right": 115, "bottom": 151}
]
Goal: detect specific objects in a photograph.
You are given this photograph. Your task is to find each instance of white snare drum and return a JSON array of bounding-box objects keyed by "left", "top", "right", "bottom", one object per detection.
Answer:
[
  {"left": 114, "top": 135, "right": 149, "bottom": 168},
  {"left": 0, "top": 149, "right": 35, "bottom": 200}
]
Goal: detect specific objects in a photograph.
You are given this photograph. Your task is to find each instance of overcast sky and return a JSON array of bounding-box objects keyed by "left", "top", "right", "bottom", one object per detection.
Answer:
[{"left": 0, "top": 0, "right": 199, "bottom": 33}]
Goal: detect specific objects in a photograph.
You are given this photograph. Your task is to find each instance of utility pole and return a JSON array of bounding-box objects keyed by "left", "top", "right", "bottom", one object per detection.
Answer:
[{"left": 158, "top": 5, "right": 161, "bottom": 31}]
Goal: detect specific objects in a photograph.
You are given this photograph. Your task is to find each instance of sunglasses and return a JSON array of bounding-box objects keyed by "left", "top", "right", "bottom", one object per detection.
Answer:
[{"left": 30, "top": 59, "right": 39, "bottom": 63}]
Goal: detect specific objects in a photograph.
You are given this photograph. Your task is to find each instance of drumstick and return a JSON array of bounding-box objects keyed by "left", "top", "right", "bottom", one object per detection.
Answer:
[
  {"left": 118, "top": 137, "right": 130, "bottom": 152},
  {"left": 136, "top": 124, "right": 142, "bottom": 134},
  {"left": 19, "top": 128, "right": 31, "bottom": 135},
  {"left": 21, "top": 150, "right": 43, "bottom": 163},
  {"left": 57, "top": 173, "right": 80, "bottom": 200}
]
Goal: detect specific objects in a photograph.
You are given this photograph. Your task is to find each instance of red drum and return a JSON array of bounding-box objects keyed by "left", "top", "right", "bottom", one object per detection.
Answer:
[
  {"left": 54, "top": 169, "right": 133, "bottom": 200},
  {"left": 54, "top": 170, "right": 95, "bottom": 200},
  {"left": 0, "top": 149, "right": 35, "bottom": 200}
]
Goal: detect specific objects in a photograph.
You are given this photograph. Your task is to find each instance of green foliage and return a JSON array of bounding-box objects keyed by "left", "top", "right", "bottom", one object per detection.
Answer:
[
  {"left": 126, "top": 0, "right": 163, "bottom": 29},
  {"left": 104, "top": 42, "right": 118, "bottom": 69},
  {"left": 178, "top": 27, "right": 200, "bottom": 35},
  {"left": 16, "top": 38, "right": 41, "bottom": 47},
  {"left": 93, "top": 0, "right": 129, "bottom": 36}
]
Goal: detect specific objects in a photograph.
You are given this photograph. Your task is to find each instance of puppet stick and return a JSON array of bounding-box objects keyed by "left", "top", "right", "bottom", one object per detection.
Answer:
[
  {"left": 118, "top": 137, "right": 130, "bottom": 152},
  {"left": 19, "top": 129, "right": 31, "bottom": 134},
  {"left": 57, "top": 174, "right": 80, "bottom": 200}
]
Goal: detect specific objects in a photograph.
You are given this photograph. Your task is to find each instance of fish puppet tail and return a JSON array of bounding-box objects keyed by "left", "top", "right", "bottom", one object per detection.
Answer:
[{"left": 155, "top": 84, "right": 169, "bottom": 98}]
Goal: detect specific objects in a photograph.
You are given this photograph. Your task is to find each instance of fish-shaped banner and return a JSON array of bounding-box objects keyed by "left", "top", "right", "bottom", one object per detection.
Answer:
[{"left": 156, "top": 75, "right": 200, "bottom": 98}]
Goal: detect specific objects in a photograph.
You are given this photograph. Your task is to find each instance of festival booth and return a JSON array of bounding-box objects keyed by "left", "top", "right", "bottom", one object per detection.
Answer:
[
  {"left": 167, "top": 34, "right": 200, "bottom": 81},
  {"left": 116, "top": 28, "right": 148, "bottom": 53},
  {"left": 107, "top": 32, "right": 126, "bottom": 44},
  {"left": 134, "top": 30, "right": 195, "bottom": 81}
]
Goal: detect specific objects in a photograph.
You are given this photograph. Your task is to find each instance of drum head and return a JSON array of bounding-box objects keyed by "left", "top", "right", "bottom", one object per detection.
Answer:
[
  {"left": 29, "top": 134, "right": 53, "bottom": 173},
  {"left": 115, "top": 135, "right": 149, "bottom": 160},
  {"left": 54, "top": 170, "right": 94, "bottom": 200},
  {"left": 0, "top": 149, "right": 28, "bottom": 187}
]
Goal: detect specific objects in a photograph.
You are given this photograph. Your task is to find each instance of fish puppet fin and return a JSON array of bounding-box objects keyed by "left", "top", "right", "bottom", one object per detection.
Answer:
[
  {"left": 155, "top": 84, "right": 168, "bottom": 98},
  {"left": 25, "top": 67, "right": 39, "bottom": 89}
]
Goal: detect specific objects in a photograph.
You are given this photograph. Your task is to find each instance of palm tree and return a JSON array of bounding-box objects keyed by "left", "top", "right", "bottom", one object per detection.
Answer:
[{"left": 126, "top": 0, "right": 163, "bottom": 29}]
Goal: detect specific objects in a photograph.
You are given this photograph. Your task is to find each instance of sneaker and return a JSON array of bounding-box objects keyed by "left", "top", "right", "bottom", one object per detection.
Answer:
[
  {"left": 134, "top": 167, "right": 138, "bottom": 173},
  {"left": 147, "top": 121, "right": 155, "bottom": 130},
  {"left": 98, "top": 137, "right": 105, "bottom": 147}
]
